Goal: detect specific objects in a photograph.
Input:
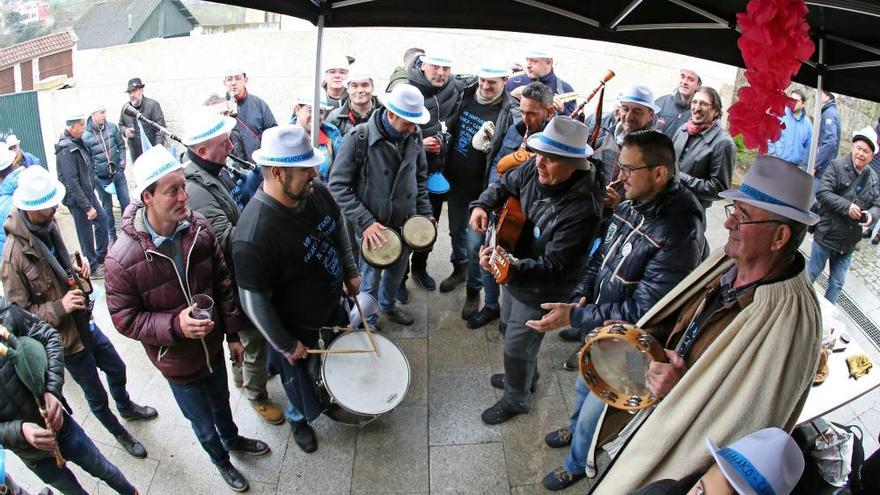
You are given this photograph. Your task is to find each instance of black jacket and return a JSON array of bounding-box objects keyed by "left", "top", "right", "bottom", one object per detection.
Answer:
[
  {"left": 570, "top": 181, "right": 706, "bottom": 331},
  {"left": 55, "top": 132, "right": 96, "bottom": 214},
  {"left": 471, "top": 158, "right": 603, "bottom": 306},
  {"left": 0, "top": 298, "right": 66, "bottom": 463},
  {"left": 815, "top": 155, "right": 880, "bottom": 255},
  {"left": 118, "top": 96, "right": 166, "bottom": 161},
  {"left": 326, "top": 96, "right": 381, "bottom": 136}
]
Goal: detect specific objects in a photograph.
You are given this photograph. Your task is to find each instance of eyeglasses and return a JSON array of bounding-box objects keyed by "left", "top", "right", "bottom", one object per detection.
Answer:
[
  {"left": 691, "top": 99, "right": 713, "bottom": 108},
  {"left": 617, "top": 163, "right": 658, "bottom": 176},
  {"left": 724, "top": 204, "right": 785, "bottom": 227}
]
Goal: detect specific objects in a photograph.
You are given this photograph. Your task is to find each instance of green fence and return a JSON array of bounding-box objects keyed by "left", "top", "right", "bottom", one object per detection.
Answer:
[{"left": 0, "top": 91, "right": 46, "bottom": 166}]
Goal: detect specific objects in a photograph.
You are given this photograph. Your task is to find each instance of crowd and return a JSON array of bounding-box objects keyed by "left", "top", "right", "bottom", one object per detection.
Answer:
[{"left": 0, "top": 44, "right": 878, "bottom": 495}]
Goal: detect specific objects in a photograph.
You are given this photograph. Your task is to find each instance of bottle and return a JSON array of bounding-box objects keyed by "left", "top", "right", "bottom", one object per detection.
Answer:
[{"left": 73, "top": 252, "right": 93, "bottom": 295}]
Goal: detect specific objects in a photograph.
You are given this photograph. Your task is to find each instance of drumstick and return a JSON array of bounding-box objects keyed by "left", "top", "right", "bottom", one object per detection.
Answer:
[
  {"left": 306, "top": 348, "right": 374, "bottom": 355},
  {"left": 352, "top": 295, "right": 380, "bottom": 357}
]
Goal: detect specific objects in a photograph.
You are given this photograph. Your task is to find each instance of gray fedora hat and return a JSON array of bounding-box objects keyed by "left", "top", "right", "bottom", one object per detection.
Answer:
[{"left": 719, "top": 155, "right": 819, "bottom": 226}]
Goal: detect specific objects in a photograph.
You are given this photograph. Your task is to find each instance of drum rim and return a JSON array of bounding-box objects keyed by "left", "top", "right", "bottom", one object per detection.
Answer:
[
  {"left": 361, "top": 229, "right": 403, "bottom": 268},
  {"left": 321, "top": 330, "right": 412, "bottom": 416}
]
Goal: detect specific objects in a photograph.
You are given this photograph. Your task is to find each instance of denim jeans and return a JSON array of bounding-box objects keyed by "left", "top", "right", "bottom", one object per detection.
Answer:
[
  {"left": 95, "top": 173, "right": 131, "bottom": 242},
  {"left": 447, "top": 188, "right": 484, "bottom": 291},
  {"left": 807, "top": 240, "right": 853, "bottom": 304},
  {"left": 168, "top": 363, "right": 238, "bottom": 465},
  {"left": 265, "top": 346, "right": 307, "bottom": 423},
  {"left": 64, "top": 325, "right": 132, "bottom": 437},
  {"left": 26, "top": 412, "right": 136, "bottom": 495},
  {"left": 358, "top": 236, "right": 411, "bottom": 325},
  {"left": 69, "top": 194, "right": 109, "bottom": 268},
  {"left": 564, "top": 374, "right": 604, "bottom": 475}
]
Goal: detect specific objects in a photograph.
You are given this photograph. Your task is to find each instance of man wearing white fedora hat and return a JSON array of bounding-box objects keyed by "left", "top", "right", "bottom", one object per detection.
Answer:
[
  {"left": 83, "top": 103, "right": 130, "bottom": 243},
  {"left": 4, "top": 133, "right": 41, "bottom": 167},
  {"left": 105, "top": 146, "right": 268, "bottom": 492},
  {"left": 326, "top": 66, "right": 379, "bottom": 136},
  {"left": 181, "top": 107, "right": 285, "bottom": 426},
  {"left": 233, "top": 125, "right": 360, "bottom": 454},
  {"left": 223, "top": 68, "right": 278, "bottom": 164},
  {"left": 3, "top": 165, "right": 158, "bottom": 460},
  {"left": 0, "top": 146, "right": 25, "bottom": 255},
  {"left": 588, "top": 156, "right": 821, "bottom": 494},
  {"left": 469, "top": 116, "right": 604, "bottom": 424},
  {"left": 322, "top": 54, "right": 352, "bottom": 110},
  {"left": 330, "top": 84, "right": 434, "bottom": 328},
  {"left": 290, "top": 91, "right": 343, "bottom": 182},
  {"left": 506, "top": 46, "right": 576, "bottom": 114}
]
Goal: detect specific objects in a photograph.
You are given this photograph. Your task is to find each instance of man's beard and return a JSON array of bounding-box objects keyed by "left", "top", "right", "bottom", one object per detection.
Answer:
[{"left": 282, "top": 171, "right": 313, "bottom": 207}]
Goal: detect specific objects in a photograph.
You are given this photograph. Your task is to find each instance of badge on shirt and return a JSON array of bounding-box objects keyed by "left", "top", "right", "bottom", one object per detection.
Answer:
[
  {"left": 533, "top": 226, "right": 541, "bottom": 239},
  {"left": 604, "top": 223, "right": 618, "bottom": 243},
  {"left": 621, "top": 242, "right": 633, "bottom": 258}
]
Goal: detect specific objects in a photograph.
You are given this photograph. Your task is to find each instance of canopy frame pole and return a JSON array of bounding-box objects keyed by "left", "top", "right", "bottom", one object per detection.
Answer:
[
  {"left": 807, "top": 36, "right": 825, "bottom": 175},
  {"left": 665, "top": 0, "right": 730, "bottom": 27},
  {"left": 511, "top": 0, "right": 600, "bottom": 27},
  {"left": 312, "top": 10, "right": 325, "bottom": 144},
  {"left": 609, "top": 0, "right": 645, "bottom": 29}
]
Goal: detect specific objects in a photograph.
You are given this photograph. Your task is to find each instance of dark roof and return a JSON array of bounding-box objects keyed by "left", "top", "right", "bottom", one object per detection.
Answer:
[
  {"left": 210, "top": 0, "right": 880, "bottom": 103},
  {"left": 0, "top": 31, "right": 77, "bottom": 68},
  {"left": 74, "top": 0, "right": 198, "bottom": 50}
]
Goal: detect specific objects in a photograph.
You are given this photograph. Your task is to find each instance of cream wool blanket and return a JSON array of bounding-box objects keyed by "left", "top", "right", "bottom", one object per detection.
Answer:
[{"left": 593, "top": 250, "right": 822, "bottom": 494}]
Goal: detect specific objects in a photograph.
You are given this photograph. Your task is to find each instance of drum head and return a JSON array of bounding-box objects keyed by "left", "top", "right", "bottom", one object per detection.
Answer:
[
  {"left": 402, "top": 216, "right": 437, "bottom": 250},
  {"left": 361, "top": 230, "right": 402, "bottom": 268},
  {"left": 588, "top": 338, "right": 652, "bottom": 398},
  {"left": 322, "top": 331, "right": 410, "bottom": 416}
]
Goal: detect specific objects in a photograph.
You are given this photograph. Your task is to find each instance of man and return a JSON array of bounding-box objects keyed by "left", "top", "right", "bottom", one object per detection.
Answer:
[
  {"left": 0, "top": 147, "right": 25, "bottom": 255},
  {"left": 506, "top": 47, "right": 576, "bottom": 114},
  {"left": 591, "top": 85, "right": 660, "bottom": 187},
  {"left": 118, "top": 78, "right": 166, "bottom": 162},
  {"left": 181, "top": 107, "right": 284, "bottom": 426},
  {"left": 322, "top": 55, "right": 351, "bottom": 110},
  {"left": 5, "top": 134, "right": 41, "bottom": 167},
  {"left": 672, "top": 86, "right": 737, "bottom": 211},
  {"left": 575, "top": 156, "right": 822, "bottom": 494},
  {"left": 55, "top": 113, "right": 109, "bottom": 277},
  {"left": 3, "top": 164, "right": 156, "bottom": 459},
  {"left": 387, "top": 48, "right": 424, "bottom": 92},
  {"left": 813, "top": 90, "right": 842, "bottom": 194},
  {"left": 440, "top": 60, "right": 515, "bottom": 321},
  {"left": 654, "top": 69, "right": 701, "bottom": 138},
  {"left": 224, "top": 69, "right": 278, "bottom": 162},
  {"left": 233, "top": 125, "right": 360, "bottom": 454},
  {"left": 808, "top": 127, "right": 880, "bottom": 304},
  {"left": 469, "top": 117, "right": 603, "bottom": 424},
  {"left": 467, "top": 82, "right": 556, "bottom": 330},
  {"left": 83, "top": 104, "right": 130, "bottom": 243},
  {"left": 523, "top": 131, "right": 706, "bottom": 490},
  {"left": 0, "top": 295, "right": 139, "bottom": 494},
  {"left": 330, "top": 84, "right": 434, "bottom": 327},
  {"left": 405, "top": 48, "right": 474, "bottom": 291},
  {"left": 105, "top": 146, "right": 269, "bottom": 492},
  {"left": 290, "top": 93, "right": 343, "bottom": 182},
  {"left": 326, "top": 67, "right": 380, "bottom": 136},
  {"left": 767, "top": 89, "right": 813, "bottom": 167}
]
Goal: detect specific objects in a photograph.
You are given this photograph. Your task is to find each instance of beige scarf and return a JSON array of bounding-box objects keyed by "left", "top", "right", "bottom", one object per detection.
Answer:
[{"left": 593, "top": 249, "right": 822, "bottom": 494}]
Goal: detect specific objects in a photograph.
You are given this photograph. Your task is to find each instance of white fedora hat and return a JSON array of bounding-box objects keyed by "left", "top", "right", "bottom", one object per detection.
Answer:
[
  {"left": 6, "top": 134, "right": 21, "bottom": 148},
  {"left": 64, "top": 111, "right": 86, "bottom": 125},
  {"left": 477, "top": 59, "right": 512, "bottom": 79},
  {"left": 0, "top": 147, "right": 16, "bottom": 171},
  {"left": 182, "top": 107, "right": 237, "bottom": 146},
  {"left": 224, "top": 68, "right": 246, "bottom": 78},
  {"left": 13, "top": 165, "right": 66, "bottom": 211},
  {"left": 853, "top": 126, "right": 878, "bottom": 154},
  {"left": 295, "top": 91, "right": 333, "bottom": 111},
  {"left": 707, "top": 427, "right": 804, "bottom": 495},
  {"left": 378, "top": 84, "right": 430, "bottom": 125},
  {"left": 345, "top": 65, "right": 373, "bottom": 86},
  {"left": 89, "top": 103, "right": 108, "bottom": 115},
  {"left": 526, "top": 116, "right": 594, "bottom": 163},
  {"left": 524, "top": 45, "right": 554, "bottom": 59},
  {"left": 323, "top": 55, "right": 351, "bottom": 72},
  {"left": 619, "top": 84, "right": 660, "bottom": 113},
  {"left": 719, "top": 155, "right": 819, "bottom": 226},
  {"left": 133, "top": 146, "right": 184, "bottom": 196},
  {"left": 419, "top": 48, "right": 454, "bottom": 68},
  {"left": 252, "top": 124, "right": 326, "bottom": 168}
]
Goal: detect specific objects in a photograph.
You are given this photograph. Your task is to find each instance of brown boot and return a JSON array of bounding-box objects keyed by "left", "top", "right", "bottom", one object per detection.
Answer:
[{"left": 251, "top": 401, "right": 285, "bottom": 425}]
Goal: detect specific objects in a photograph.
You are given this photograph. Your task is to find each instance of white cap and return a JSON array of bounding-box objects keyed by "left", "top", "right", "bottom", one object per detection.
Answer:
[
  {"left": 477, "top": 59, "right": 512, "bottom": 79},
  {"left": 420, "top": 48, "right": 454, "bottom": 67},
  {"left": 5, "top": 134, "right": 20, "bottom": 148},
  {"left": 323, "top": 55, "right": 351, "bottom": 72},
  {"left": 252, "top": 124, "right": 325, "bottom": 168},
  {"left": 182, "top": 107, "right": 237, "bottom": 146},
  {"left": 853, "top": 126, "right": 878, "bottom": 154},
  {"left": 345, "top": 65, "right": 374, "bottom": 86},
  {"left": 64, "top": 112, "right": 86, "bottom": 125},
  {"left": 378, "top": 84, "right": 430, "bottom": 125},
  {"left": 0, "top": 147, "right": 16, "bottom": 171},
  {"left": 224, "top": 68, "right": 246, "bottom": 78},
  {"left": 89, "top": 103, "right": 108, "bottom": 115},
  {"left": 13, "top": 165, "right": 66, "bottom": 211},
  {"left": 133, "top": 146, "right": 184, "bottom": 195},
  {"left": 707, "top": 427, "right": 804, "bottom": 495},
  {"left": 524, "top": 45, "right": 554, "bottom": 60},
  {"left": 295, "top": 90, "right": 332, "bottom": 111}
]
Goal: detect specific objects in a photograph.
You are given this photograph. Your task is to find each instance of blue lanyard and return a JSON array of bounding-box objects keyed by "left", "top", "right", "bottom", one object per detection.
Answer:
[{"left": 0, "top": 445, "right": 6, "bottom": 486}]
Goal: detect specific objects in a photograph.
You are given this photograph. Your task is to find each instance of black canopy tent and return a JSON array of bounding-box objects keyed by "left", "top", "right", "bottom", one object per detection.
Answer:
[{"left": 213, "top": 0, "right": 880, "bottom": 166}]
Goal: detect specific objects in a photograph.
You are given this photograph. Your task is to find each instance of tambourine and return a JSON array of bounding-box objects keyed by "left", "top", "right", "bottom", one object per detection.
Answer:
[{"left": 578, "top": 323, "right": 667, "bottom": 411}]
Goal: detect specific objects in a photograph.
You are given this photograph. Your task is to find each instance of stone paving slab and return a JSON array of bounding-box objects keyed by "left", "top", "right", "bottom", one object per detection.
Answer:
[
  {"left": 350, "top": 405, "right": 430, "bottom": 494},
  {"left": 429, "top": 443, "right": 509, "bottom": 494}
]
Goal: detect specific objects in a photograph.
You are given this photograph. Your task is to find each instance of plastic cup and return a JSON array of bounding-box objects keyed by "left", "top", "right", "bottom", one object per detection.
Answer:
[{"left": 191, "top": 294, "right": 214, "bottom": 320}]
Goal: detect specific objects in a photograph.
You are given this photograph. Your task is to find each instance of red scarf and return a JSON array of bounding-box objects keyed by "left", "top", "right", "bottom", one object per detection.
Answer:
[
  {"left": 686, "top": 119, "right": 716, "bottom": 136},
  {"left": 234, "top": 89, "right": 248, "bottom": 103}
]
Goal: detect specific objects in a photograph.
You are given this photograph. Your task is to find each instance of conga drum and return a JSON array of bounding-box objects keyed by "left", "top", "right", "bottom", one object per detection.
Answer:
[
  {"left": 402, "top": 216, "right": 437, "bottom": 251},
  {"left": 578, "top": 323, "right": 667, "bottom": 411},
  {"left": 361, "top": 229, "right": 403, "bottom": 268}
]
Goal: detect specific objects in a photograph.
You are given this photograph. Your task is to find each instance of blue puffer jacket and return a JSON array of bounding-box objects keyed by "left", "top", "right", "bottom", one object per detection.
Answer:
[
  {"left": 569, "top": 180, "right": 707, "bottom": 331},
  {"left": 0, "top": 166, "right": 23, "bottom": 254},
  {"left": 767, "top": 106, "right": 812, "bottom": 166},
  {"left": 82, "top": 117, "right": 126, "bottom": 179}
]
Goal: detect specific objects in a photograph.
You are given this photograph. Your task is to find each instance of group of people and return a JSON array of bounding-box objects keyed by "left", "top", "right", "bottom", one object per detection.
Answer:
[{"left": 0, "top": 43, "right": 875, "bottom": 495}]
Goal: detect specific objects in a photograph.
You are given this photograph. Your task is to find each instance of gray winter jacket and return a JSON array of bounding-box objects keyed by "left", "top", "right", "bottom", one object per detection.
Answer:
[
  {"left": 655, "top": 90, "right": 691, "bottom": 139},
  {"left": 184, "top": 157, "right": 241, "bottom": 257},
  {"left": 672, "top": 122, "right": 736, "bottom": 210},
  {"left": 329, "top": 110, "right": 433, "bottom": 235}
]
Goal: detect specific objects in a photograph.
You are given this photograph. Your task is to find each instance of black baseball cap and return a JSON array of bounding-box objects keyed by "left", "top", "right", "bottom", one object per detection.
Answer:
[{"left": 126, "top": 77, "right": 145, "bottom": 93}]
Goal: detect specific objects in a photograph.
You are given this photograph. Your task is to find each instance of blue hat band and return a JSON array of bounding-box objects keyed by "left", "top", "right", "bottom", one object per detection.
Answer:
[
  {"left": 621, "top": 95, "right": 654, "bottom": 107},
  {"left": 22, "top": 189, "right": 58, "bottom": 207},
  {"left": 718, "top": 447, "right": 776, "bottom": 495},
  {"left": 538, "top": 134, "right": 588, "bottom": 156},
  {"left": 425, "top": 56, "right": 453, "bottom": 65},
  {"left": 386, "top": 101, "right": 424, "bottom": 120},
  {"left": 739, "top": 183, "right": 808, "bottom": 215},
  {"left": 261, "top": 149, "right": 316, "bottom": 164},
  {"left": 480, "top": 68, "right": 509, "bottom": 75},
  {"left": 145, "top": 159, "right": 181, "bottom": 182},
  {"left": 189, "top": 120, "right": 227, "bottom": 142}
]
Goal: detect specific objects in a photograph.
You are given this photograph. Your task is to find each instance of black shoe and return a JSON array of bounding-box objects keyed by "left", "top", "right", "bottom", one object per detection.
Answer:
[
  {"left": 228, "top": 436, "right": 270, "bottom": 456},
  {"left": 562, "top": 349, "right": 581, "bottom": 371},
  {"left": 542, "top": 467, "right": 586, "bottom": 491},
  {"left": 481, "top": 399, "right": 524, "bottom": 425},
  {"left": 382, "top": 307, "right": 414, "bottom": 326},
  {"left": 873, "top": 235, "right": 880, "bottom": 246},
  {"left": 119, "top": 403, "right": 158, "bottom": 421},
  {"left": 439, "top": 264, "right": 467, "bottom": 293},
  {"left": 291, "top": 420, "right": 317, "bottom": 453},
  {"left": 545, "top": 428, "right": 572, "bottom": 448},
  {"left": 217, "top": 461, "right": 249, "bottom": 492},
  {"left": 461, "top": 287, "right": 481, "bottom": 320},
  {"left": 489, "top": 372, "right": 539, "bottom": 393},
  {"left": 411, "top": 269, "right": 436, "bottom": 290},
  {"left": 115, "top": 430, "right": 147, "bottom": 458},
  {"left": 466, "top": 306, "right": 500, "bottom": 329},
  {"left": 397, "top": 282, "right": 411, "bottom": 304},
  {"left": 559, "top": 327, "right": 582, "bottom": 342}
]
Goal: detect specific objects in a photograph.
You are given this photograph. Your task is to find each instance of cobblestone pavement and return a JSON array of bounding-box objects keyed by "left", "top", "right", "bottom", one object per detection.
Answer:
[{"left": 3, "top": 204, "right": 879, "bottom": 494}]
